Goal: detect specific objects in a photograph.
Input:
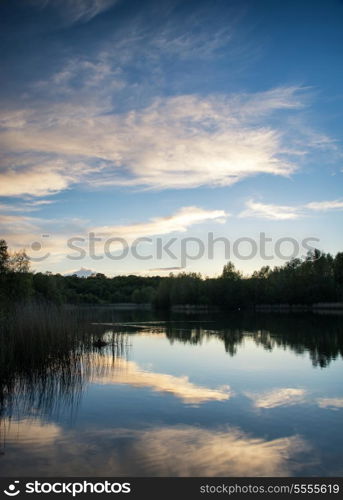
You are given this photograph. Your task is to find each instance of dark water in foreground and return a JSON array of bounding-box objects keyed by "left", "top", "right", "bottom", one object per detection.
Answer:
[{"left": 1, "top": 309, "right": 343, "bottom": 477}]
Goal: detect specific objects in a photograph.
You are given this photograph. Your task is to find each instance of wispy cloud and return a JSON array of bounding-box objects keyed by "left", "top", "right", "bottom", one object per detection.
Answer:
[
  {"left": 34, "top": 55, "right": 125, "bottom": 98},
  {"left": 0, "top": 214, "right": 42, "bottom": 234},
  {"left": 152, "top": 26, "right": 234, "bottom": 60},
  {"left": 33, "top": 0, "right": 120, "bottom": 24},
  {"left": 0, "top": 153, "right": 100, "bottom": 197},
  {"left": 0, "top": 200, "right": 54, "bottom": 212},
  {"left": 0, "top": 206, "right": 226, "bottom": 267},
  {"left": 0, "top": 160, "right": 81, "bottom": 197},
  {"left": 239, "top": 198, "right": 343, "bottom": 220},
  {"left": 0, "top": 87, "right": 310, "bottom": 196},
  {"left": 239, "top": 200, "right": 301, "bottom": 220},
  {"left": 92, "top": 206, "right": 227, "bottom": 238},
  {"left": 305, "top": 200, "right": 343, "bottom": 211}
]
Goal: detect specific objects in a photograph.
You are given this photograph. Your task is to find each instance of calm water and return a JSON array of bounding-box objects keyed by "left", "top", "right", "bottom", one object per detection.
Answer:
[{"left": 1, "top": 309, "right": 343, "bottom": 477}]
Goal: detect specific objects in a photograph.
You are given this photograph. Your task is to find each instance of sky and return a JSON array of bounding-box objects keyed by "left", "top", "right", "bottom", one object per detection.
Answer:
[{"left": 0, "top": 0, "right": 342, "bottom": 276}]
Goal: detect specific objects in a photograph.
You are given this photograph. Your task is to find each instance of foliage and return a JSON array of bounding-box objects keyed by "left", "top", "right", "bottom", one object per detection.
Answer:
[{"left": 1, "top": 239, "right": 343, "bottom": 309}]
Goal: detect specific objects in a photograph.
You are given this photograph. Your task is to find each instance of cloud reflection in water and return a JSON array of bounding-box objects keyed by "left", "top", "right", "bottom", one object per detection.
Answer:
[
  {"left": 0, "top": 419, "right": 311, "bottom": 477},
  {"left": 91, "top": 355, "right": 231, "bottom": 405}
]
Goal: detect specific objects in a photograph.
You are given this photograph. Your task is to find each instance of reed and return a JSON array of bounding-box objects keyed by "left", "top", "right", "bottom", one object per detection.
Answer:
[{"left": 0, "top": 302, "right": 127, "bottom": 416}]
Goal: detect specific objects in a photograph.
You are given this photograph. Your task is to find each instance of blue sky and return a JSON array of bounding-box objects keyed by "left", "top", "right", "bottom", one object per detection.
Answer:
[{"left": 0, "top": 0, "right": 342, "bottom": 276}]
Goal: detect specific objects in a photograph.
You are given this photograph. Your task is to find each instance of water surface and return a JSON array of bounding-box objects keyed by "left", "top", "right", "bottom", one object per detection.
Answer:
[{"left": 1, "top": 310, "right": 342, "bottom": 476}]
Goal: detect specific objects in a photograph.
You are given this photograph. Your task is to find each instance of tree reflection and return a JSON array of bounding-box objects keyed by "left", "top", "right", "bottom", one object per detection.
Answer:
[
  {"left": 111, "top": 312, "right": 343, "bottom": 367},
  {"left": 1, "top": 307, "right": 342, "bottom": 437}
]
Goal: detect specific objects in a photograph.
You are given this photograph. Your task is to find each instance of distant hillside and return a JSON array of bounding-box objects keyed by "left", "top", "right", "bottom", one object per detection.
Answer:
[{"left": 64, "top": 267, "right": 96, "bottom": 278}]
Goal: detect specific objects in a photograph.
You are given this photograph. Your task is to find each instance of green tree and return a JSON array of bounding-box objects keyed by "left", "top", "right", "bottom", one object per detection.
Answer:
[
  {"left": 221, "top": 261, "right": 241, "bottom": 280},
  {"left": 9, "top": 250, "right": 30, "bottom": 273},
  {"left": 0, "top": 239, "right": 9, "bottom": 273}
]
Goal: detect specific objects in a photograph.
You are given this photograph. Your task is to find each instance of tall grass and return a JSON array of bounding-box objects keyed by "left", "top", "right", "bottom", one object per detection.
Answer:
[{"left": 0, "top": 302, "right": 128, "bottom": 417}]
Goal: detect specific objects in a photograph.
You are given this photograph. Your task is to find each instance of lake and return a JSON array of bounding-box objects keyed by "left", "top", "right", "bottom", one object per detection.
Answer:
[{"left": 0, "top": 308, "right": 343, "bottom": 477}]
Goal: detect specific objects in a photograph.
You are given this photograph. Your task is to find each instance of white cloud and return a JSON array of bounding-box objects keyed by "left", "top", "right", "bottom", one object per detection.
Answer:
[
  {"left": 0, "top": 87, "right": 306, "bottom": 197},
  {"left": 0, "top": 200, "right": 53, "bottom": 212},
  {"left": 236, "top": 86, "right": 307, "bottom": 119},
  {"left": 239, "top": 198, "right": 343, "bottom": 220},
  {"left": 0, "top": 214, "right": 42, "bottom": 234},
  {"left": 92, "top": 206, "right": 227, "bottom": 239},
  {"left": 0, "top": 155, "right": 98, "bottom": 197},
  {"left": 305, "top": 200, "right": 343, "bottom": 211},
  {"left": 0, "top": 165, "right": 70, "bottom": 197},
  {"left": 239, "top": 200, "right": 301, "bottom": 220},
  {"left": 0, "top": 205, "right": 226, "bottom": 267}
]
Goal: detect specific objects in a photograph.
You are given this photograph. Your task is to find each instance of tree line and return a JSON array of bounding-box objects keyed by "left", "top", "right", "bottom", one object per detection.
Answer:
[{"left": 1, "top": 239, "right": 343, "bottom": 309}]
